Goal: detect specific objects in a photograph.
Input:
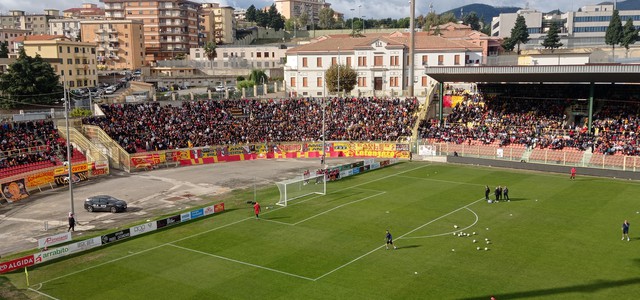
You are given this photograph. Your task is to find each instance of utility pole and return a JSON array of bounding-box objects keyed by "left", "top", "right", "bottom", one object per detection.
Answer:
[{"left": 408, "top": 0, "right": 416, "bottom": 97}]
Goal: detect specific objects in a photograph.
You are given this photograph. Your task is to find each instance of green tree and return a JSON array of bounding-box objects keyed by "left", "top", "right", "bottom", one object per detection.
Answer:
[
  {"left": 204, "top": 41, "right": 217, "bottom": 60},
  {"left": 249, "top": 69, "right": 268, "bottom": 85},
  {"left": 246, "top": 5, "right": 257, "bottom": 22},
  {"left": 70, "top": 108, "right": 92, "bottom": 117},
  {"left": 510, "top": 15, "right": 530, "bottom": 53},
  {"left": 0, "top": 48, "right": 62, "bottom": 108},
  {"left": 0, "top": 41, "right": 8, "bottom": 58},
  {"left": 462, "top": 12, "right": 481, "bottom": 31},
  {"left": 423, "top": 11, "right": 439, "bottom": 32},
  {"left": 621, "top": 18, "right": 638, "bottom": 55},
  {"left": 605, "top": 10, "right": 623, "bottom": 53},
  {"left": 439, "top": 12, "right": 457, "bottom": 24},
  {"left": 541, "top": 22, "right": 563, "bottom": 51},
  {"left": 298, "top": 12, "right": 309, "bottom": 29},
  {"left": 318, "top": 8, "right": 336, "bottom": 29},
  {"left": 285, "top": 18, "right": 295, "bottom": 31},
  {"left": 256, "top": 10, "right": 269, "bottom": 27},
  {"left": 267, "top": 4, "right": 285, "bottom": 30},
  {"left": 501, "top": 37, "right": 516, "bottom": 52},
  {"left": 325, "top": 64, "right": 357, "bottom": 94}
]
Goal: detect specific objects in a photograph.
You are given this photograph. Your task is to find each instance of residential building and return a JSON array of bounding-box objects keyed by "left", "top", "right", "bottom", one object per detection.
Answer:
[
  {"left": 274, "top": 0, "right": 331, "bottom": 24},
  {"left": 49, "top": 19, "right": 82, "bottom": 41},
  {"left": 284, "top": 32, "right": 482, "bottom": 97},
  {"left": 63, "top": 3, "right": 105, "bottom": 19},
  {"left": 18, "top": 35, "right": 98, "bottom": 89},
  {"left": 0, "top": 28, "right": 31, "bottom": 56},
  {"left": 191, "top": 44, "right": 287, "bottom": 69},
  {"left": 234, "top": 8, "right": 246, "bottom": 21},
  {"left": 80, "top": 19, "right": 146, "bottom": 70},
  {"left": 429, "top": 22, "right": 503, "bottom": 63},
  {"left": 102, "top": 0, "right": 201, "bottom": 62},
  {"left": 491, "top": 4, "right": 640, "bottom": 48},
  {"left": 0, "top": 10, "right": 61, "bottom": 35},
  {"left": 200, "top": 3, "right": 236, "bottom": 45}
]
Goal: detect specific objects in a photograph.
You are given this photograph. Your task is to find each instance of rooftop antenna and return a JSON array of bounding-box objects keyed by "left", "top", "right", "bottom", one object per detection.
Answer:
[
  {"left": 429, "top": 3, "right": 434, "bottom": 14},
  {"left": 460, "top": 7, "right": 464, "bottom": 19}
]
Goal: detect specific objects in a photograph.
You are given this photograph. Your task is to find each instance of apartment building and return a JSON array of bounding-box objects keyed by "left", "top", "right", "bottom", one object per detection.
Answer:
[
  {"left": 0, "top": 10, "right": 61, "bottom": 35},
  {"left": 63, "top": 3, "right": 105, "bottom": 19},
  {"left": 274, "top": 0, "right": 331, "bottom": 24},
  {"left": 191, "top": 44, "right": 287, "bottom": 69},
  {"left": 50, "top": 19, "right": 82, "bottom": 41},
  {"left": 0, "top": 28, "right": 31, "bottom": 56},
  {"left": 102, "top": 0, "right": 200, "bottom": 62},
  {"left": 80, "top": 19, "right": 146, "bottom": 70},
  {"left": 284, "top": 32, "right": 482, "bottom": 97},
  {"left": 18, "top": 35, "right": 98, "bottom": 89},
  {"left": 199, "top": 3, "right": 235, "bottom": 45},
  {"left": 491, "top": 4, "right": 640, "bottom": 48}
]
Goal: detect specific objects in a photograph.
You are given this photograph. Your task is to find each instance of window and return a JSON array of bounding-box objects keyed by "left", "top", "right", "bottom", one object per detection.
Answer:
[
  {"left": 438, "top": 55, "right": 444, "bottom": 65},
  {"left": 75, "top": 59, "right": 80, "bottom": 64},
  {"left": 264, "top": 52, "right": 269, "bottom": 58},
  {"left": 59, "top": 46, "right": 63, "bottom": 53},
  {"left": 358, "top": 77, "right": 367, "bottom": 87},
  {"left": 317, "top": 57, "right": 322, "bottom": 67},
  {"left": 331, "top": 57, "right": 337, "bottom": 65},
  {"left": 346, "top": 57, "right": 352, "bottom": 67},
  {"left": 256, "top": 52, "right": 261, "bottom": 58},
  {"left": 67, "top": 46, "right": 70, "bottom": 53},
  {"left": 125, "top": 34, "right": 129, "bottom": 38},
  {"left": 302, "top": 77, "right": 308, "bottom": 87},
  {"left": 74, "top": 47, "right": 79, "bottom": 53},
  {"left": 421, "top": 76, "right": 428, "bottom": 86},
  {"left": 302, "top": 57, "right": 308, "bottom": 67},
  {"left": 358, "top": 56, "right": 366, "bottom": 67},
  {"left": 422, "top": 55, "right": 428, "bottom": 65},
  {"left": 290, "top": 77, "right": 296, "bottom": 87},
  {"left": 374, "top": 56, "right": 383, "bottom": 66},
  {"left": 389, "top": 77, "right": 399, "bottom": 87},
  {"left": 454, "top": 55, "right": 460, "bottom": 65},
  {"left": 67, "top": 58, "right": 72, "bottom": 64},
  {"left": 317, "top": 77, "right": 322, "bottom": 87},
  {"left": 390, "top": 56, "right": 399, "bottom": 66}
]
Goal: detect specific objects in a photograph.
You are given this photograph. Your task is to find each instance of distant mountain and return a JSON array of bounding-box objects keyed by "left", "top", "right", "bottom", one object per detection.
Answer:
[{"left": 442, "top": 4, "right": 520, "bottom": 26}]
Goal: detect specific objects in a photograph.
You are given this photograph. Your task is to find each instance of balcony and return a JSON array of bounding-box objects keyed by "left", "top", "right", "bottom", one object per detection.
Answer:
[
  {"left": 106, "top": 28, "right": 117, "bottom": 33},
  {"left": 109, "top": 37, "right": 118, "bottom": 42},
  {"left": 94, "top": 29, "right": 105, "bottom": 34},
  {"left": 108, "top": 45, "right": 119, "bottom": 51}
]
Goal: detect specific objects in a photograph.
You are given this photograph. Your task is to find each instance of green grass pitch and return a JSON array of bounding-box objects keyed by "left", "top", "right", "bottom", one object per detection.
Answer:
[{"left": 4, "top": 162, "right": 640, "bottom": 299}]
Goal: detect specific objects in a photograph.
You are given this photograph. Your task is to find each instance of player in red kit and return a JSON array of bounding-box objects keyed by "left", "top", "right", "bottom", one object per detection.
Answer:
[{"left": 253, "top": 201, "right": 261, "bottom": 219}]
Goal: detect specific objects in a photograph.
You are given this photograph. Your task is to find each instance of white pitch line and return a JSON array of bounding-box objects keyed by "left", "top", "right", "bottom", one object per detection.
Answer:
[
  {"left": 395, "top": 175, "right": 486, "bottom": 187},
  {"left": 402, "top": 207, "right": 479, "bottom": 239},
  {"left": 35, "top": 164, "right": 430, "bottom": 286},
  {"left": 313, "top": 197, "right": 484, "bottom": 281},
  {"left": 293, "top": 192, "right": 386, "bottom": 225},
  {"left": 167, "top": 243, "right": 315, "bottom": 281},
  {"left": 27, "top": 287, "right": 61, "bottom": 300}
]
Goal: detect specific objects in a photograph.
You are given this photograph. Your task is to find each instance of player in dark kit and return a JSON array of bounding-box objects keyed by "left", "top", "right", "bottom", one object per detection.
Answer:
[
  {"left": 485, "top": 185, "right": 490, "bottom": 200},
  {"left": 385, "top": 230, "right": 397, "bottom": 250},
  {"left": 622, "top": 220, "right": 630, "bottom": 241}
]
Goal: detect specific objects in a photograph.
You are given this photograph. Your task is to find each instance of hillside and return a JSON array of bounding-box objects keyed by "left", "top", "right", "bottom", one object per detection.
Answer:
[{"left": 443, "top": 3, "right": 520, "bottom": 25}]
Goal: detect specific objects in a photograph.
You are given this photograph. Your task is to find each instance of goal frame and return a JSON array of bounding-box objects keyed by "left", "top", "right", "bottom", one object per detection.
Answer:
[{"left": 275, "top": 174, "right": 327, "bottom": 207}]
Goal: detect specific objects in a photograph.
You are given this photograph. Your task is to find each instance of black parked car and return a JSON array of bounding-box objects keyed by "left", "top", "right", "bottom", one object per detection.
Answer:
[{"left": 84, "top": 195, "right": 127, "bottom": 213}]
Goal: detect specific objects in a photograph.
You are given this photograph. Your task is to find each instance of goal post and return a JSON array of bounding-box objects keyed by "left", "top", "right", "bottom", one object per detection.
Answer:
[{"left": 275, "top": 174, "right": 326, "bottom": 207}]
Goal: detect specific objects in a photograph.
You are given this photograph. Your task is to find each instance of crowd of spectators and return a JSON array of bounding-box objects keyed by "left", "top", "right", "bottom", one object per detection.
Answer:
[
  {"left": 0, "top": 120, "right": 62, "bottom": 170},
  {"left": 591, "top": 101, "right": 640, "bottom": 156},
  {"left": 419, "top": 96, "right": 596, "bottom": 151},
  {"left": 82, "top": 97, "right": 419, "bottom": 153}
]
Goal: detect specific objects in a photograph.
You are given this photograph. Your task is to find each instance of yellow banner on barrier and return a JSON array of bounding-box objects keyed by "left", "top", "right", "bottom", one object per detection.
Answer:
[{"left": 26, "top": 171, "right": 54, "bottom": 188}]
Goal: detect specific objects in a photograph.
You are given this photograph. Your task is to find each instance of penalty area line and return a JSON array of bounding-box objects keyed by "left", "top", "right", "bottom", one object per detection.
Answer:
[
  {"left": 313, "top": 197, "right": 484, "bottom": 281},
  {"left": 401, "top": 207, "right": 480, "bottom": 239},
  {"left": 167, "top": 243, "right": 315, "bottom": 281}
]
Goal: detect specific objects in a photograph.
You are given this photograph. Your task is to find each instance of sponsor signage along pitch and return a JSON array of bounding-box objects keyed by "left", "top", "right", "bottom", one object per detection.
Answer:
[
  {"left": 37, "top": 232, "right": 72, "bottom": 249},
  {"left": 68, "top": 237, "right": 102, "bottom": 253},
  {"left": 156, "top": 215, "right": 181, "bottom": 229},
  {"left": 180, "top": 212, "right": 191, "bottom": 222},
  {"left": 0, "top": 255, "right": 35, "bottom": 274},
  {"left": 129, "top": 221, "right": 158, "bottom": 237},
  {"left": 34, "top": 246, "right": 73, "bottom": 264},
  {"left": 190, "top": 208, "right": 205, "bottom": 219},
  {"left": 101, "top": 229, "right": 131, "bottom": 245}
]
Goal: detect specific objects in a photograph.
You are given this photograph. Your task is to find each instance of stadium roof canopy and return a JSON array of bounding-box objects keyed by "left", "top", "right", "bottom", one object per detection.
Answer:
[{"left": 424, "top": 65, "right": 640, "bottom": 83}]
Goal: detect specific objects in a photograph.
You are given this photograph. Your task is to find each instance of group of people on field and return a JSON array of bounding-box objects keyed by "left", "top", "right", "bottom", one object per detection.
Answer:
[
  {"left": 484, "top": 185, "right": 509, "bottom": 203},
  {"left": 81, "top": 97, "right": 419, "bottom": 154}
]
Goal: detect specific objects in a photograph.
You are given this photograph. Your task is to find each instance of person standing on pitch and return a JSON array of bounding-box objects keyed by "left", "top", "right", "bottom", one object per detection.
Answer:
[
  {"left": 485, "top": 185, "right": 490, "bottom": 201},
  {"left": 503, "top": 186, "right": 509, "bottom": 200},
  {"left": 385, "top": 230, "right": 397, "bottom": 250},
  {"left": 622, "top": 220, "right": 630, "bottom": 241},
  {"left": 253, "top": 201, "right": 261, "bottom": 219},
  {"left": 570, "top": 167, "right": 576, "bottom": 180}
]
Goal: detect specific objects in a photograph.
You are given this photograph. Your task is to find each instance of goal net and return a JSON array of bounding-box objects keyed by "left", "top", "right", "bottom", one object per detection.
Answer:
[{"left": 275, "top": 174, "right": 326, "bottom": 207}]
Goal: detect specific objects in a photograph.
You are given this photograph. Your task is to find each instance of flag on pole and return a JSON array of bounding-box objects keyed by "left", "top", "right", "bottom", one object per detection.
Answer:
[{"left": 25, "top": 267, "right": 29, "bottom": 287}]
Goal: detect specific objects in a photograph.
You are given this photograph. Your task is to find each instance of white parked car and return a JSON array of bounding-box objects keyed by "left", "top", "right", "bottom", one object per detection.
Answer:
[{"left": 104, "top": 85, "right": 117, "bottom": 94}]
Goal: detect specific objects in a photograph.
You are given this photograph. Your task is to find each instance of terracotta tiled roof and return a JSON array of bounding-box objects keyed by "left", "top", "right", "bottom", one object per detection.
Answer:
[
  {"left": 286, "top": 32, "right": 482, "bottom": 54},
  {"left": 14, "top": 35, "right": 67, "bottom": 42}
]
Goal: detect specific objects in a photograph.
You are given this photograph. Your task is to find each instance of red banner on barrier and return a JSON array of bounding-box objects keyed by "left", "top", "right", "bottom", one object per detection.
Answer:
[
  {"left": 0, "top": 255, "right": 34, "bottom": 274},
  {"left": 214, "top": 203, "right": 225, "bottom": 213}
]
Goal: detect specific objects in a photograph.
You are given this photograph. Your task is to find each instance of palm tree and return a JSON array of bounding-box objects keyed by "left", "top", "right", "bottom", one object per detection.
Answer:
[{"left": 204, "top": 41, "right": 217, "bottom": 61}]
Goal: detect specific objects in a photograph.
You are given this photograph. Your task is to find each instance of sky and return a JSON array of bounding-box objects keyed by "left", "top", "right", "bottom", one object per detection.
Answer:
[{"left": 0, "top": 0, "right": 603, "bottom": 20}]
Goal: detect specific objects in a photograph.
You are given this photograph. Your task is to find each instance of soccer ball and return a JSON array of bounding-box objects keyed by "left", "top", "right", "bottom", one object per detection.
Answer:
[
  {"left": 451, "top": 249, "right": 455, "bottom": 252},
  {"left": 414, "top": 272, "right": 418, "bottom": 274},
  {"left": 454, "top": 225, "right": 458, "bottom": 229},
  {"left": 477, "top": 247, "right": 481, "bottom": 250},
  {"left": 266, "top": 207, "right": 269, "bottom": 210},
  {"left": 473, "top": 240, "right": 477, "bottom": 243},
  {"left": 484, "top": 247, "right": 488, "bottom": 251},
  {"left": 473, "top": 232, "right": 476, "bottom": 235}
]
